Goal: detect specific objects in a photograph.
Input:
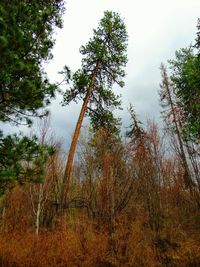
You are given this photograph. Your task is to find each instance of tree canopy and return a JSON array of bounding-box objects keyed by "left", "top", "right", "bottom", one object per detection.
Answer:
[
  {"left": 168, "top": 22, "right": 200, "bottom": 142},
  {"left": 63, "top": 10, "right": 128, "bottom": 134},
  {"left": 0, "top": 0, "right": 65, "bottom": 189},
  {"left": 0, "top": 0, "right": 65, "bottom": 125}
]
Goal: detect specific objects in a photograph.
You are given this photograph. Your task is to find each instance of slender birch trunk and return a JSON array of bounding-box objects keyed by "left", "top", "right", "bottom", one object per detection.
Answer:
[{"left": 35, "top": 184, "right": 43, "bottom": 236}]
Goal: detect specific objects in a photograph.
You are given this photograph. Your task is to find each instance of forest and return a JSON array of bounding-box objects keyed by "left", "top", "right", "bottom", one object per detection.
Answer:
[{"left": 0, "top": 1, "right": 200, "bottom": 266}]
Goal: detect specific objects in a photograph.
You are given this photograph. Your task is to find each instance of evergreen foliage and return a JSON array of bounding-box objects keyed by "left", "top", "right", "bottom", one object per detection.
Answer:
[
  {"left": 0, "top": 0, "right": 65, "bottom": 125},
  {"left": 0, "top": 0, "right": 64, "bottom": 187},
  {"left": 169, "top": 24, "right": 200, "bottom": 142},
  {"left": 63, "top": 11, "right": 128, "bottom": 134},
  {"left": 0, "top": 133, "right": 54, "bottom": 195}
]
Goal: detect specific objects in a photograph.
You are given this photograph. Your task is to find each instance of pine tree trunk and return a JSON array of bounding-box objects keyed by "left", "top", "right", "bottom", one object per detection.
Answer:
[{"left": 61, "top": 61, "right": 100, "bottom": 209}]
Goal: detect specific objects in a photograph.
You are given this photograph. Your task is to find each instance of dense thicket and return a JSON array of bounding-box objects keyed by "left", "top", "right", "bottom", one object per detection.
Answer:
[{"left": 0, "top": 119, "right": 199, "bottom": 266}]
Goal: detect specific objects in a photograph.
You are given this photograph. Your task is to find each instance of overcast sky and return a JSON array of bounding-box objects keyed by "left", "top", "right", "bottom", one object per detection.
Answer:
[{"left": 2, "top": 0, "right": 200, "bottom": 146}]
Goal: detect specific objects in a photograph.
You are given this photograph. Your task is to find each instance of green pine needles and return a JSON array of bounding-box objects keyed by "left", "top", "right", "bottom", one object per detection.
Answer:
[{"left": 63, "top": 11, "right": 128, "bottom": 134}]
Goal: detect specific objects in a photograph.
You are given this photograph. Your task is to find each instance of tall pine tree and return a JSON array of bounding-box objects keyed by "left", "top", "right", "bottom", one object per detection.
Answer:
[{"left": 61, "top": 11, "right": 128, "bottom": 206}]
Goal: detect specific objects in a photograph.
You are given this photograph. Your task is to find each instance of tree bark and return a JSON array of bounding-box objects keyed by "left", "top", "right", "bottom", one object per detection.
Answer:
[
  {"left": 35, "top": 184, "right": 43, "bottom": 236},
  {"left": 162, "top": 67, "right": 193, "bottom": 188},
  {"left": 61, "top": 61, "right": 100, "bottom": 209}
]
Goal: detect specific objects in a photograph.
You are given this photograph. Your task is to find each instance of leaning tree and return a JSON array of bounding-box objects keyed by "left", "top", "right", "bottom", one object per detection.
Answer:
[{"left": 61, "top": 11, "right": 128, "bottom": 206}]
